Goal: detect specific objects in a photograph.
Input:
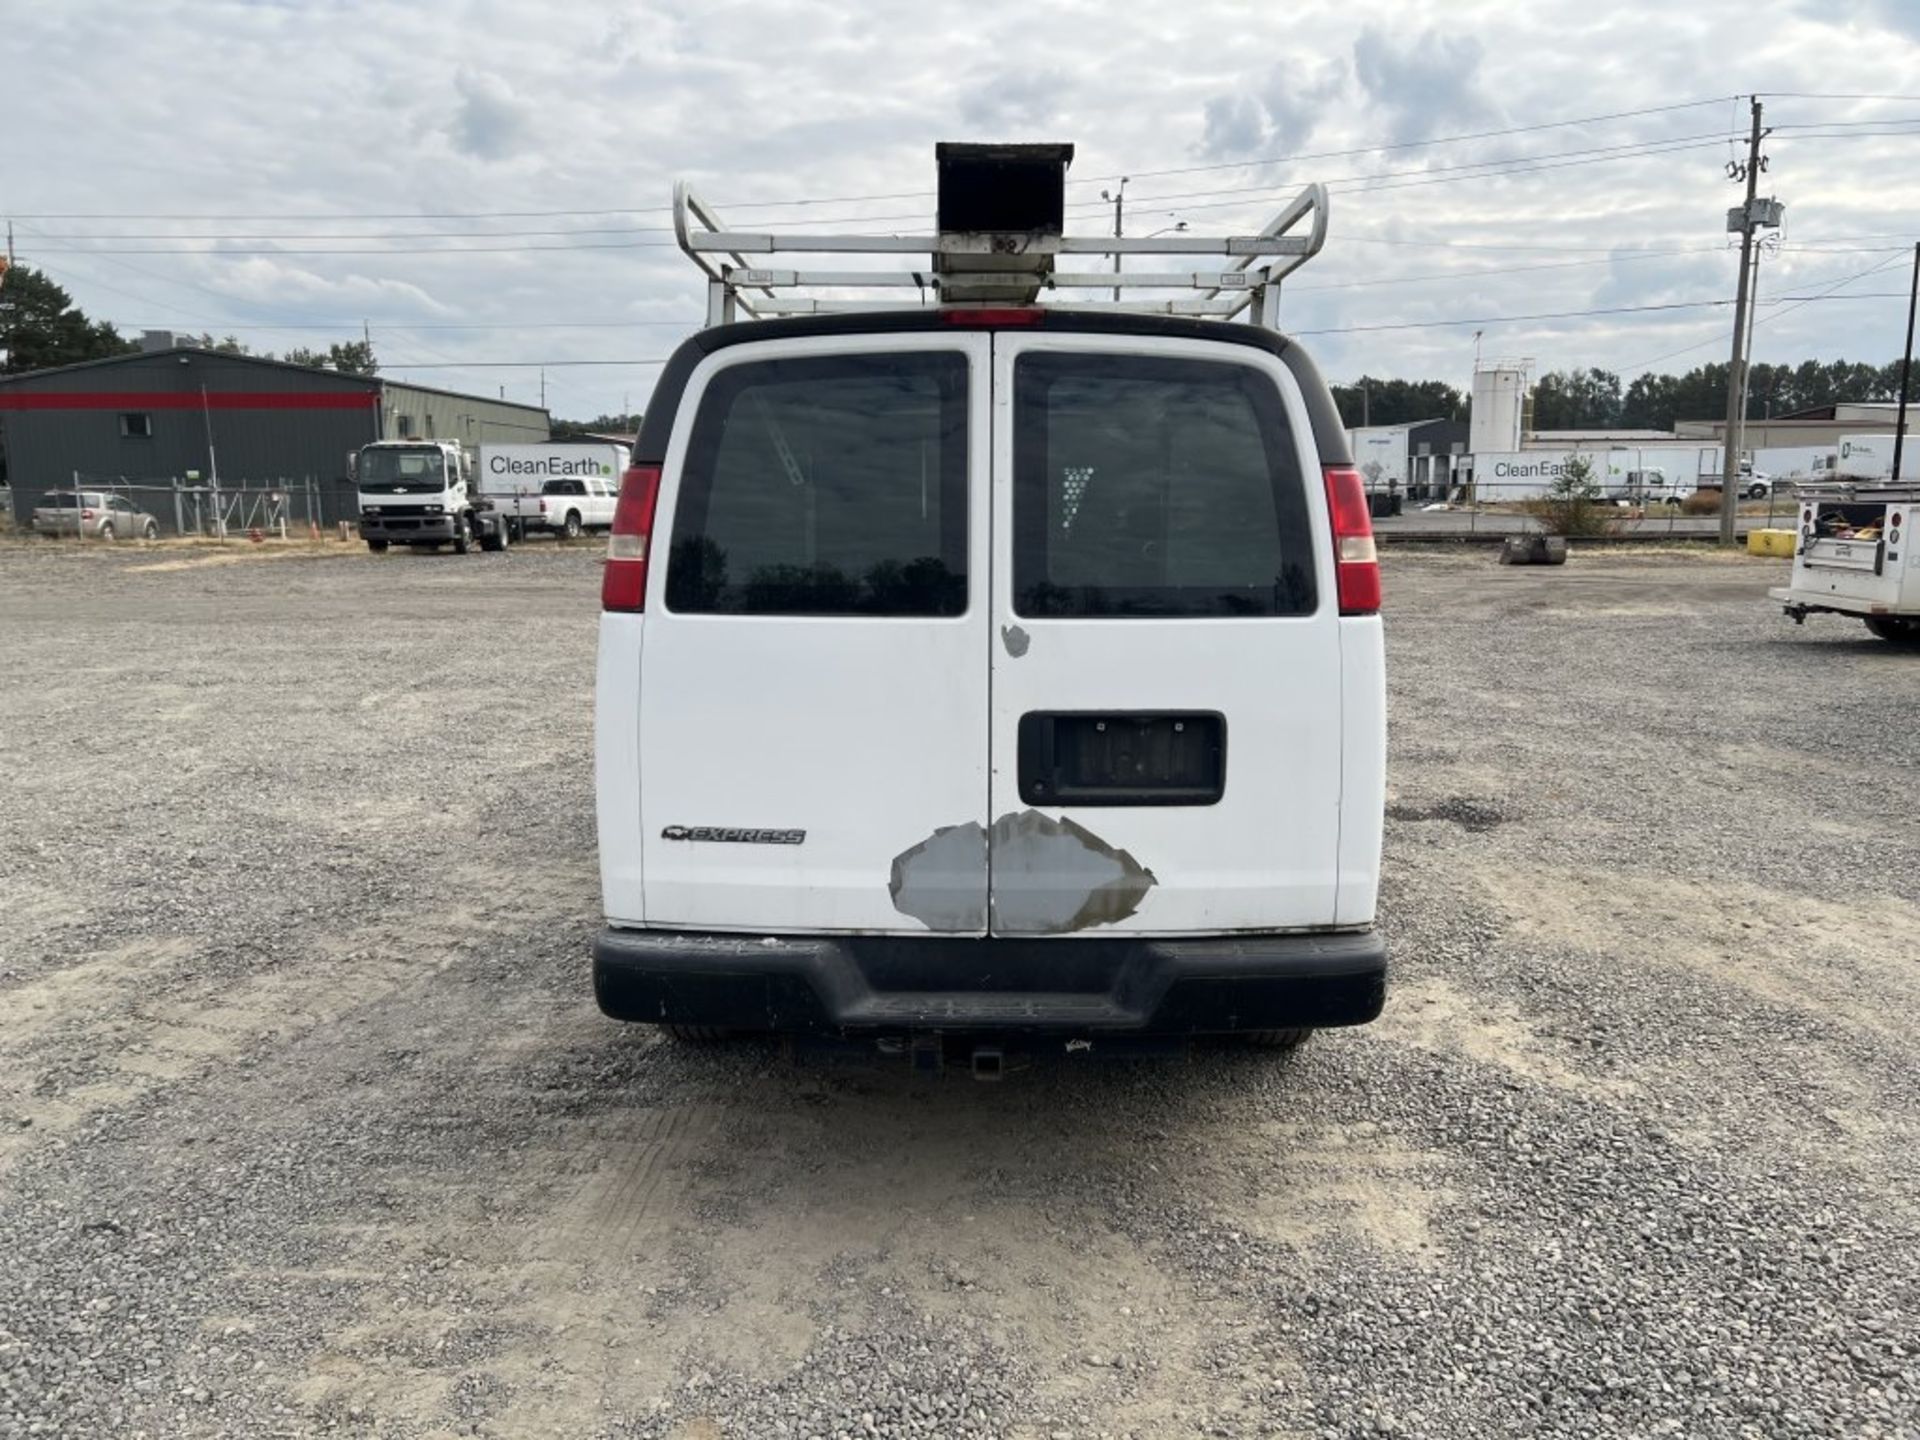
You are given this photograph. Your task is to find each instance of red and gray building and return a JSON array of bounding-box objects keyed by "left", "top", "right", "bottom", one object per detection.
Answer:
[{"left": 0, "top": 334, "right": 549, "bottom": 528}]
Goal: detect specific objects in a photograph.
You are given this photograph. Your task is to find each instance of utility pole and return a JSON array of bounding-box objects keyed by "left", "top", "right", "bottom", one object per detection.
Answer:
[
  {"left": 1894, "top": 241, "right": 1919, "bottom": 483},
  {"left": 1719, "top": 96, "right": 1778, "bottom": 545},
  {"left": 1737, "top": 243, "right": 1765, "bottom": 446},
  {"left": 1101, "top": 177, "right": 1128, "bottom": 303},
  {"left": 539, "top": 367, "right": 547, "bottom": 409}
]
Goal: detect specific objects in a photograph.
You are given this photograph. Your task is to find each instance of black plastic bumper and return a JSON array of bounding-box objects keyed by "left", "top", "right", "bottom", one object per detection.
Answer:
[
  {"left": 361, "top": 516, "right": 457, "bottom": 542},
  {"left": 593, "top": 928, "right": 1386, "bottom": 1035}
]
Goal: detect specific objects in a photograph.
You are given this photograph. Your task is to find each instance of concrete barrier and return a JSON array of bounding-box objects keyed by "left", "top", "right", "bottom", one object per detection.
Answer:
[
  {"left": 1497, "top": 536, "right": 1570, "bottom": 566},
  {"left": 1747, "top": 528, "right": 1797, "bottom": 558}
]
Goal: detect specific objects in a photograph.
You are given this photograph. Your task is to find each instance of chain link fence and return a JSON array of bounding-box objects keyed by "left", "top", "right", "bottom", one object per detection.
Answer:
[
  {"left": 1371, "top": 475, "right": 1801, "bottom": 540},
  {"left": 13, "top": 474, "right": 336, "bottom": 541}
]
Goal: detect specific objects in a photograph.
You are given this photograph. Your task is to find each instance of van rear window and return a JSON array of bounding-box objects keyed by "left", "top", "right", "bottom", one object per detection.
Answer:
[
  {"left": 666, "top": 353, "right": 968, "bottom": 616},
  {"left": 1012, "top": 354, "right": 1316, "bottom": 618}
]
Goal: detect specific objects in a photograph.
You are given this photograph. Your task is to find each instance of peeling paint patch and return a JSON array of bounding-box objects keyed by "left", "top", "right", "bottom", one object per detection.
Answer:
[
  {"left": 1000, "top": 623, "right": 1030, "bottom": 658},
  {"left": 888, "top": 821, "right": 989, "bottom": 930},
  {"left": 988, "top": 810, "right": 1156, "bottom": 934}
]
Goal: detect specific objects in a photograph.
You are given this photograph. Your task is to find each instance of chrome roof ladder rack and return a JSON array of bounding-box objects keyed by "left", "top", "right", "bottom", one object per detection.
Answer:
[{"left": 673, "top": 142, "right": 1329, "bottom": 329}]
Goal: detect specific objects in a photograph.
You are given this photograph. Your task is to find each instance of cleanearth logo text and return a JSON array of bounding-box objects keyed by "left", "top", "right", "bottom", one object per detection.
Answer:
[{"left": 487, "top": 455, "right": 613, "bottom": 477}]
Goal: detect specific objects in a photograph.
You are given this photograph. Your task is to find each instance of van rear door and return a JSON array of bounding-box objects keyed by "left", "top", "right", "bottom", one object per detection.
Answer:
[
  {"left": 633, "top": 334, "right": 992, "bottom": 933},
  {"left": 986, "top": 333, "right": 1346, "bottom": 935}
]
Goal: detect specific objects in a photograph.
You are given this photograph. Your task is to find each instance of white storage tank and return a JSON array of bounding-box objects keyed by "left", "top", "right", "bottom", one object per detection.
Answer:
[{"left": 1469, "top": 365, "right": 1529, "bottom": 457}]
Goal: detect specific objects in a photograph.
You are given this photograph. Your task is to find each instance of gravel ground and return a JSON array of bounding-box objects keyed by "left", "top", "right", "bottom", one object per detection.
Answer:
[{"left": 1, "top": 539, "right": 1917, "bottom": 1440}]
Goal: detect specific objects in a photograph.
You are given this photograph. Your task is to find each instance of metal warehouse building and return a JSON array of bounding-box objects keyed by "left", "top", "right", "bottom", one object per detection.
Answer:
[{"left": 0, "top": 338, "right": 549, "bottom": 532}]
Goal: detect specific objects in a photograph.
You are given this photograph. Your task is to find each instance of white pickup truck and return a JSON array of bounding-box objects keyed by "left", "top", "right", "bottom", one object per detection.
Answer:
[
  {"left": 479, "top": 443, "right": 630, "bottom": 540},
  {"left": 1770, "top": 479, "right": 1920, "bottom": 643},
  {"left": 496, "top": 476, "right": 618, "bottom": 540}
]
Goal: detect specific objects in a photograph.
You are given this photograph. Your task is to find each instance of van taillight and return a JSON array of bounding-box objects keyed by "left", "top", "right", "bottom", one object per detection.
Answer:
[
  {"left": 601, "top": 464, "right": 663, "bottom": 612},
  {"left": 1322, "top": 465, "right": 1381, "bottom": 616}
]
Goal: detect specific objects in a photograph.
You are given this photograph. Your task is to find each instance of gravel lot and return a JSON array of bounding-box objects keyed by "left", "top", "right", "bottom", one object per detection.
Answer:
[{"left": 2, "top": 539, "right": 1917, "bottom": 1440}]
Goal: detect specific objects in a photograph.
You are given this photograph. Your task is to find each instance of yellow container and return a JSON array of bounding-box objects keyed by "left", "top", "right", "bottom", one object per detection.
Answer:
[{"left": 1747, "top": 528, "right": 1797, "bottom": 558}]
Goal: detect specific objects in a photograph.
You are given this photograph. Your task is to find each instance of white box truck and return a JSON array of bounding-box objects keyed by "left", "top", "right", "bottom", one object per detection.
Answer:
[
  {"left": 478, "top": 442, "right": 632, "bottom": 540},
  {"left": 1826, "top": 434, "right": 1914, "bottom": 482}
]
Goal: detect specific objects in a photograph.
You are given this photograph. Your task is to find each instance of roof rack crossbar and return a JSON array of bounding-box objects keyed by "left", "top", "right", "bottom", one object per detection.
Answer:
[
  {"left": 747, "top": 297, "right": 1255, "bottom": 317},
  {"left": 673, "top": 177, "right": 1328, "bottom": 329}
]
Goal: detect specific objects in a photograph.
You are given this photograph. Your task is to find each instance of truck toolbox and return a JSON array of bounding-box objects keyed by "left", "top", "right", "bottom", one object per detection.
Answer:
[{"left": 594, "top": 929, "right": 1386, "bottom": 1034}]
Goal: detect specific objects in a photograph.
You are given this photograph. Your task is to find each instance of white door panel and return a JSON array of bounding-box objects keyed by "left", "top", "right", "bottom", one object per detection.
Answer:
[
  {"left": 987, "top": 334, "right": 1344, "bottom": 936},
  {"left": 636, "top": 334, "right": 993, "bottom": 934}
]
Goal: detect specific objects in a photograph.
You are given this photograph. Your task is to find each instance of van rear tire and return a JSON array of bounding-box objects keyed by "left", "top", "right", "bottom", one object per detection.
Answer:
[
  {"left": 1865, "top": 616, "right": 1920, "bottom": 643},
  {"left": 1243, "top": 1028, "right": 1314, "bottom": 1050}
]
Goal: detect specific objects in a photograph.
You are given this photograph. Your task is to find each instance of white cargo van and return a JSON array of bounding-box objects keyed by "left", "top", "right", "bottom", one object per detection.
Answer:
[{"left": 592, "top": 145, "right": 1386, "bottom": 1066}]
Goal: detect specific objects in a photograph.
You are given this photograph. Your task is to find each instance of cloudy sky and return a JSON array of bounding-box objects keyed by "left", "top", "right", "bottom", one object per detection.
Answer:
[{"left": 5, "top": 0, "right": 1919, "bottom": 419}]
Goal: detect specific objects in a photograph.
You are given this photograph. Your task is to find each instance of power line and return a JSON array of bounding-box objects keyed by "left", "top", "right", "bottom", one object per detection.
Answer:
[
  {"left": 357, "top": 289, "right": 1912, "bottom": 367},
  {"left": 1289, "top": 288, "right": 1909, "bottom": 339},
  {"left": 100, "top": 242, "right": 1907, "bottom": 332},
  {"left": 13, "top": 116, "right": 1907, "bottom": 256},
  {"left": 4, "top": 96, "right": 1750, "bottom": 224},
  {"left": 1073, "top": 96, "right": 1747, "bottom": 185},
  {"left": 15, "top": 135, "right": 1753, "bottom": 256},
  {"left": 1617, "top": 252, "right": 1920, "bottom": 372},
  {"left": 1772, "top": 115, "right": 1920, "bottom": 129},
  {"left": 27, "top": 131, "right": 1738, "bottom": 241},
  {"left": 1757, "top": 91, "right": 1920, "bottom": 103},
  {"left": 1292, "top": 247, "right": 1726, "bottom": 294},
  {"left": 8, "top": 93, "right": 1905, "bottom": 237}
]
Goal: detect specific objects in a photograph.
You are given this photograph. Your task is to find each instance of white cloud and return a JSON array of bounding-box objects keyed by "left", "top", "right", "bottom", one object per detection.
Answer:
[
  {"left": 1352, "top": 27, "right": 1490, "bottom": 144},
  {"left": 449, "top": 71, "right": 536, "bottom": 162},
  {"left": 2, "top": 0, "right": 1917, "bottom": 416}
]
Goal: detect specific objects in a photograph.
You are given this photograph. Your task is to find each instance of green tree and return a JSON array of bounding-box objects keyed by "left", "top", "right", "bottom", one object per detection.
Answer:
[
  {"left": 1620, "top": 370, "right": 1680, "bottom": 429},
  {"left": 1331, "top": 375, "right": 1465, "bottom": 428},
  {"left": 280, "top": 340, "right": 377, "bottom": 374},
  {"left": 553, "top": 411, "right": 643, "bottom": 438},
  {"left": 1530, "top": 368, "right": 1622, "bottom": 430},
  {"left": 187, "top": 332, "right": 255, "bottom": 356},
  {"left": 324, "top": 339, "right": 378, "bottom": 376},
  {"left": 0, "top": 264, "right": 136, "bottom": 374},
  {"left": 1524, "top": 453, "right": 1615, "bottom": 538}
]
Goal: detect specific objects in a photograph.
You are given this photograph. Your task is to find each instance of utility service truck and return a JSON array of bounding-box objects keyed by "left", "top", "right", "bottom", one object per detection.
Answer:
[
  {"left": 354, "top": 438, "right": 510, "bottom": 554},
  {"left": 1770, "top": 478, "right": 1920, "bottom": 643}
]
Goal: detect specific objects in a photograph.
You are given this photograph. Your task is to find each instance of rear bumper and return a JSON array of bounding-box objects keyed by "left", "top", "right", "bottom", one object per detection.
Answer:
[
  {"left": 361, "top": 515, "right": 457, "bottom": 541},
  {"left": 593, "top": 928, "right": 1386, "bottom": 1035},
  {"left": 1769, "top": 585, "right": 1904, "bottom": 619}
]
